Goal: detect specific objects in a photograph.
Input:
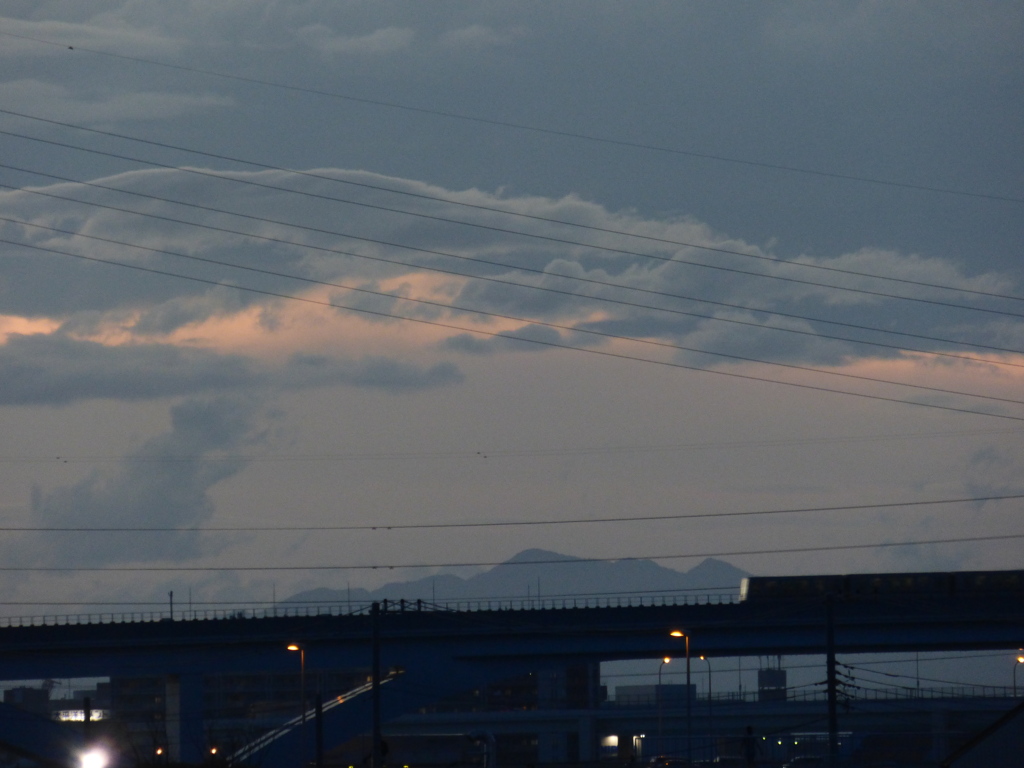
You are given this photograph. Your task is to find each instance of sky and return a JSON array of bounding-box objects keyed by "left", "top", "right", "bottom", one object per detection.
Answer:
[{"left": 0, "top": 1, "right": 1022, "bottom": 618}]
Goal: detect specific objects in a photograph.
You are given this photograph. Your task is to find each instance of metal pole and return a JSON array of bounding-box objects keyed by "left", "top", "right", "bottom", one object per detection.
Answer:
[
  {"left": 298, "top": 647, "right": 308, "bottom": 766},
  {"left": 372, "top": 601, "right": 383, "bottom": 768},
  {"left": 826, "top": 595, "right": 839, "bottom": 767},
  {"left": 657, "top": 658, "right": 669, "bottom": 753},
  {"left": 300, "top": 648, "right": 306, "bottom": 725},
  {"left": 686, "top": 635, "right": 691, "bottom": 765}
]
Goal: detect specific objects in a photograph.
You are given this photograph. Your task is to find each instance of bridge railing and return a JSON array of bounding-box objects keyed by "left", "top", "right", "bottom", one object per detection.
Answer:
[
  {"left": 0, "top": 592, "right": 739, "bottom": 628},
  {"left": 605, "top": 684, "right": 1021, "bottom": 707}
]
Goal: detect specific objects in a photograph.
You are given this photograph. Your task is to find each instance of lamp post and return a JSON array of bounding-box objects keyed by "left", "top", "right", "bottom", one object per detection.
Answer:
[
  {"left": 657, "top": 657, "right": 670, "bottom": 754},
  {"left": 669, "top": 631, "right": 691, "bottom": 764},
  {"left": 287, "top": 644, "right": 306, "bottom": 724},
  {"left": 1014, "top": 655, "right": 1024, "bottom": 697},
  {"left": 288, "top": 642, "right": 310, "bottom": 766}
]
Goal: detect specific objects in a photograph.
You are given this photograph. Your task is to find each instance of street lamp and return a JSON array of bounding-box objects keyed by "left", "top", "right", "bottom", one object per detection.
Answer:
[
  {"left": 287, "top": 643, "right": 306, "bottom": 724},
  {"left": 77, "top": 747, "right": 110, "bottom": 768},
  {"left": 669, "top": 631, "right": 691, "bottom": 764},
  {"left": 1014, "top": 655, "right": 1024, "bottom": 697},
  {"left": 657, "top": 657, "right": 670, "bottom": 753}
]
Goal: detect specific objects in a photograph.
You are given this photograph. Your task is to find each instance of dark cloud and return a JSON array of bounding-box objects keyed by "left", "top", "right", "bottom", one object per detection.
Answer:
[
  {"left": 0, "top": 333, "right": 464, "bottom": 406},
  {"left": 4, "top": 163, "right": 1015, "bottom": 378},
  {"left": 965, "top": 445, "right": 1023, "bottom": 500},
  {"left": 286, "top": 353, "right": 463, "bottom": 391},
  {"left": 439, "top": 323, "right": 575, "bottom": 356},
  {"left": 11, "top": 395, "right": 266, "bottom": 567},
  {"left": 0, "top": 333, "right": 257, "bottom": 405},
  {"left": 0, "top": 1, "right": 1021, "bottom": 604}
]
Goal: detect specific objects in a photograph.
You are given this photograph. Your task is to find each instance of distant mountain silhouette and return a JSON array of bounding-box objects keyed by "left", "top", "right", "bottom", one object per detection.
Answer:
[{"left": 284, "top": 549, "right": 748, "bottom": 606}]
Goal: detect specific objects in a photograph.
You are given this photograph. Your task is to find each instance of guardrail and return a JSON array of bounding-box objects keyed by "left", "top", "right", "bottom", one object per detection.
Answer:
[
  {"left": 0, "top": 592, "right": 740, "bottom": 628},
  {"left": 605, "top": 684, "right": 1021, "bottom": 706}
]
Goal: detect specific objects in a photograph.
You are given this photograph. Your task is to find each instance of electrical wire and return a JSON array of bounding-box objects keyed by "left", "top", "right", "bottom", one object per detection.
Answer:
[
  {"left": 6, "top": 221, "right": 1024, "bottom": 408},
  {"left": 3, "top": 114, "right": 1022, "bottom": 305},
  {"left": 0, "top": 426, "right": 1019, "bottom": 464},
  {"left": 842, "top": 662, "right": 1016, "bottom": 690},
  {"left": 1, "top": 31, "right": 1019, "bottom": 205},
  {"left": 6, "top": 162, "right": 1022, "bottom": 322},
  {"left": 1, "top": 492, "right": 1019, "bottom": 532},
  {"left": 602, "top": 651, "right": 1016, "bottom": 680},
  {"left": 7, "top": 178, "right": 1023, "bottom": 366},
  {"left": 7, "top": 236, "right": 1024, "bottom": 423},
  {"left": 6, "top": 160, "right": 1023, "bottom": 360},
  {"left": 0, "top": 532, "right": 1020, "bottom": 571}
]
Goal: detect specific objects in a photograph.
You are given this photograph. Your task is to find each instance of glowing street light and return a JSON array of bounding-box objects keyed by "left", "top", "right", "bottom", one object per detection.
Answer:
[
  {"left": 657, "top": 657, "right": 670, "bottom": 750},
  {"left": 669, "top": 631, "right": 692, "bottom": 763},
  {"left": 288, "top": 643, "right": 307, "bottom": 723},
  {"left": 78, "top": 747, "right": 110, "bottom": 768},
  {"left": 1014, "top": 655, "right": 1024, "bottom": 697}
]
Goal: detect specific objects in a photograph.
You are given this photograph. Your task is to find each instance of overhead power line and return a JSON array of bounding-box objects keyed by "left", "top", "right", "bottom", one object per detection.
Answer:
[
  {"left": 607, "top": 651, "right": 1014, "bottom": 679},
  {"left": 8, "top": 161, "right": 1024, "bottom": 334},
  {"left": 0, "top": 532, "right": 1021, "bottom": 572},
  {"left": 3, "top": 492, "right": 1019, "bottom": 532},
  {"left": 0, "top": 426, "right": 1018, "bottom": 464},
  {"left": 7, "top": 176, "right": 1024, "bottom": 365},
  {"left": 6, "top": 218, "right": 1024, "bottom": 407},
  {"left": 840, "top": 663, "right": 1002, "bottom": 690},
  {"left": 5, "top": 151, "right": 1023, "bottom": 318},
  {"left": 7, "top": 235, "right": 1024, "bottom": 423},
  {"left": 3, "top": 115, "right": 1023, "bottom": 305},
  {"left": 0, "top": 31, "right": 1020, "bottom": 205}
]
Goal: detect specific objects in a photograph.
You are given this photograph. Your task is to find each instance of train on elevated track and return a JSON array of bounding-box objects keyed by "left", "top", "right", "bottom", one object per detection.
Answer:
[{"left": 739, "top": 568, "right": 1024, "bottom": 602}]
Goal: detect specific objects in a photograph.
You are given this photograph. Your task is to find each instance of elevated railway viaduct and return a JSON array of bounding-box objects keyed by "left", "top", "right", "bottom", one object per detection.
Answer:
[{"left": 0, "top": 581, "right": 1021, "bottom": 766}]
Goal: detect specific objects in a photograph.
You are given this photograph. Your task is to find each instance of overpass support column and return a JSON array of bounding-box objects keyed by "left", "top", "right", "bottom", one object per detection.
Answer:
[
  {"left": 538, "top": 732, "right": 570, "bottom": 764},
  {"left": 166, "top": 674, "right": 204, "bottom": 765},
  {"left": 578, "top": 715, "right": 596, "bottom": 762},
  {"left": 537, "top": 668, "right": 569, "bottom": 763},
  {"left": 929, "top": 709, "right": 950, "bottom": 763}
]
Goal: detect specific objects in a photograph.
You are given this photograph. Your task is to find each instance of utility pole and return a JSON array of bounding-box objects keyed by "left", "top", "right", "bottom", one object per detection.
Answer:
[
  {"left": 686, "top": 642, "right": 691, "bottom": 766},
  {"left": 826, "top": 595, "right": 839, "bottom": 766},
  {"left": 372, "top": 601, "right": 383, "bottom": 768}
]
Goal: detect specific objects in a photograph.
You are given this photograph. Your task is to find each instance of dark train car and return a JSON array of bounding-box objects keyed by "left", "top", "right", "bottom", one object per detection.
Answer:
[
  {"left": 955, "top": 569, "right": 1024, "bottom": 595},
  {"left": 845, "top": 571, "right": 955, "bottom": 598},
  {"left": 740, "top": 569, "right": 1024, "bottom": 602},
  {"left": 740, "top": 575, "right": 847, "bottom": 601}
]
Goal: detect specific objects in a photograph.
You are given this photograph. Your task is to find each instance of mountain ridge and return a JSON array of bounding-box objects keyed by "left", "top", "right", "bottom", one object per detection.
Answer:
[{"left": 284, "top": 550, "right": 748, "bottom": 605}]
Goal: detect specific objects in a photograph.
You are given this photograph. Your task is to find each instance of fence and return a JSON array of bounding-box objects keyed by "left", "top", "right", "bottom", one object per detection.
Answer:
[{"left": 0, "top": 592, "right": 739, "bottom": 628}]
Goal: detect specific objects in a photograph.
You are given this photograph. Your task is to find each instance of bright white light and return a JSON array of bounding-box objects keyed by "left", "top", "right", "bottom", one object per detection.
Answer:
[
  {"left": 57, "top": 709, "right": 108, "bottom": 722},
  {"left": 79, "top": 747, "right": 110, "bottom": 768}
]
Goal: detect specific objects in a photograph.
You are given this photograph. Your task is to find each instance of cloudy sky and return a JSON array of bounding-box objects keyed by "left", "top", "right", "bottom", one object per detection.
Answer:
[{"left": 0, "top": 1, "right": 1022, "bottom": 615}]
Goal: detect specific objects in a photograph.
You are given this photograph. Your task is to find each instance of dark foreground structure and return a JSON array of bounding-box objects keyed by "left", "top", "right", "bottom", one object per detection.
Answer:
[{"left": 0, "top": 568, "right": 1021, "bottom": 767}]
